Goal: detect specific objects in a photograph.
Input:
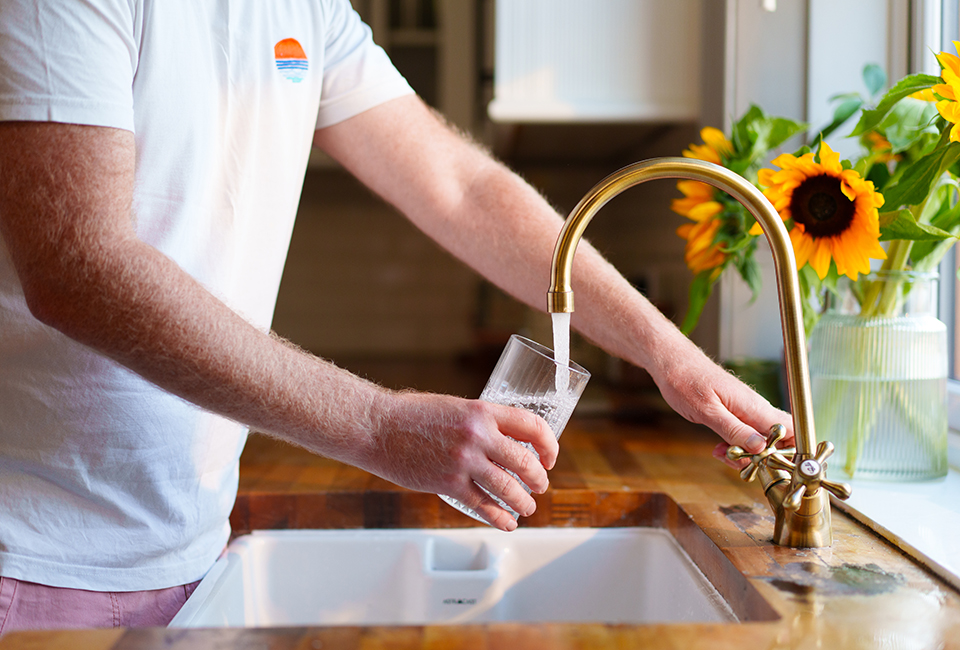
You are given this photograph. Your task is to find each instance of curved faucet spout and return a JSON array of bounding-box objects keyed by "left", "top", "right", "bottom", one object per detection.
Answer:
[{"left": 547, "top": 157, "right": 851, "bottom": 547}]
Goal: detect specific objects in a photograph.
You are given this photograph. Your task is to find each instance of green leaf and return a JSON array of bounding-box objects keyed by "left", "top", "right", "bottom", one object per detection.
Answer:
[
  {"left": 810, "top": 133, "right": 825, "bottom": 161},
  {"left": 878, "top": 209, "right": 956, "bottom": 241},
  {"left": 912, "top": 192, "right": 960, "bottom": 269},
  {"left": 851, "top": 73, "right": 942, "bottom": 136},
  {"left": 730, "top": 104, "right": 806, "bottom": 168},
  {"left": 820, "top": 97, "right": 863, "bottom": 140},
  {"left": 918, "top": 176, "right": 960, "bottom": 225},
  {"left": 863, "top": 63, "right": 887, "bottom": 97},
  {"left": 828, "top": 91, "right": 862, "bottom": 103},
  {"left": 730, "top": 104, "right": 765, "bottom": 153},
  {"left": 879, "top": 98, "right": 940, "bottom": 153},
  {"left": 880, "top": 137, "right": 960, "bottom": 208},
  {"left": 797, "top": 265, "right": 824, "bottom": 336},
  {"left": 865, "top": 161, "right": 891, "bottom": 190},
  {"left": 821, "top": 265, "right": 841, "bottom": 295},
  {"left": 759, "top": 117, "right": 809, "bottom": 153},
  {"left": 680, "top": 271, "right": 717, "bottom": 335},
  {"left": 911, "top": 232, "right": 960, "bottom": 272},
  {"left": 733, "top": 249, "right": 763, "bottom": 302}
]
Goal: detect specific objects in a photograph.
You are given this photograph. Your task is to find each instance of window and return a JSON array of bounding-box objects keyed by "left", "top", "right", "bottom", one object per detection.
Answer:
[{"left": 940, "top": 2, "right": 960, "bottom": 432}]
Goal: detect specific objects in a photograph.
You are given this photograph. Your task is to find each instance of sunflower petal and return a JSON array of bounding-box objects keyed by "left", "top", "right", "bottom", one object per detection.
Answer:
[
  {"left": 683, "top": 143, "right": 721, "bottom": 165},
  {"left": 676, "top": 180, "right": 714, "bottom": 199},
  {"left": 817, "top": 142, "right": 843, "bottom": 175},
  {"left": 808, "top": 240, "right": 833, "bottom": 279},
  {"left": 934, "top": 82, "right": 957, "bottom": 101},
  {"left": 790, "top": 226, "right": 815, "bottom": 270},
  {"left": 938, "top": 50, "right": 960, "bottom": 79},
  {"left": 700, "top": 127, "right": 733, "bottom": 158},
  {"left": 687, "top": 201, "right": 724, "bottom": 222}
]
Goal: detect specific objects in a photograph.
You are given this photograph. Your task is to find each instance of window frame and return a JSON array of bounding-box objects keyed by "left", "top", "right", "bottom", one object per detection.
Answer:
[
  {"left": 945, "top": 246, "right": 959, "bottom": 432},
  {"left": 939, "top": 1, "right": 960, "bottom": 432}
]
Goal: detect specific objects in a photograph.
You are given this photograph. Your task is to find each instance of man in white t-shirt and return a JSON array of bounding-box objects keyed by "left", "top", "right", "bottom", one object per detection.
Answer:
[{"left": 0, "top": 0, "right": 792, "bottom": 631}]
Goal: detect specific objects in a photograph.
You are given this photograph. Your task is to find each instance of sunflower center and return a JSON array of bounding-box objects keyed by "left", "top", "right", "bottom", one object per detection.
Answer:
[{"left": 790, "top": 174, "right": 856, "bottom": 238}]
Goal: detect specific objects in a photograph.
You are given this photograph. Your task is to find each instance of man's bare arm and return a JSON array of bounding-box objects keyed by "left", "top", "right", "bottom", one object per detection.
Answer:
[
  {"left": 0, "top": 121, "right": 558, "bottom": 531},
  {"left": 314, "top": 95, "right": 792, "bottom": 461}
]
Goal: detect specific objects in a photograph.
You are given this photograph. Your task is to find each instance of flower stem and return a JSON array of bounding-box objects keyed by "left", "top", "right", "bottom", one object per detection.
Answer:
[{"left": 861, "top": 239, "right": 913, "bottom": 318}]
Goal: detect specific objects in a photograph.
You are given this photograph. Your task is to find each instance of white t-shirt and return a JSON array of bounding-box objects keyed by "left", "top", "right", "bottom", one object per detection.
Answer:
[{"left": 0, "top": 0, "right": 413, "bottom": 591}]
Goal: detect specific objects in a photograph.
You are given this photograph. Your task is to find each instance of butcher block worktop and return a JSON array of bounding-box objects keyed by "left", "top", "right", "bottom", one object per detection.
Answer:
[{"left": 5, "top": 406, "right": 960, "bottom": 649}]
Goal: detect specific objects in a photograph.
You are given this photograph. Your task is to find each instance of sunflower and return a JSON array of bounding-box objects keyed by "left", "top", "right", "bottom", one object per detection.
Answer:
[
  {"left": 676, "top": 215, "right": 726, "bottom": 274},
  {"left": 672, "top": 128, "right": 735, "bottom": 273},
  {"left": 752, "top": 141, "right": 886, "bottom": 280},
  {"left": 682, "top": 126, "right": 733, "bottom": 165},
  {"left": 933, "top": 41, "right": 960, "bottom": 142}
]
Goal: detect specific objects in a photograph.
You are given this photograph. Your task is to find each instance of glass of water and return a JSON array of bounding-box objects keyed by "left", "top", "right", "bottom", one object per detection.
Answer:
[{"left": 440, "top": 334, "right": 590, "bottom": 525}]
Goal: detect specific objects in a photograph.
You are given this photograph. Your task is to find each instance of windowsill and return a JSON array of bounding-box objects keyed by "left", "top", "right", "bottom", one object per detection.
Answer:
[{"left": 831, "top": 431, "right": 960, "bottom": 591}]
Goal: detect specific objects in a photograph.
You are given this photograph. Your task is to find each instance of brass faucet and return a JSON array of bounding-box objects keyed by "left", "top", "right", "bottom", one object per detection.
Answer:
[{"left": 546, "top": 157, "right": 852, "bottom": 547}]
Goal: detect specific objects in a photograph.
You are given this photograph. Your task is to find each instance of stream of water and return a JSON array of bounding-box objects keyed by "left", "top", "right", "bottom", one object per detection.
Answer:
[{"left": 551, "top": 312, "right": 571, "bottom": 393}]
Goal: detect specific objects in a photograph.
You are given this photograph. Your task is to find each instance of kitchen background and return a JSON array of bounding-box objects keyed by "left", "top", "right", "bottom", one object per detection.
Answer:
[{"left": 268, "top": 0, "right": 919, "bottom": 399}]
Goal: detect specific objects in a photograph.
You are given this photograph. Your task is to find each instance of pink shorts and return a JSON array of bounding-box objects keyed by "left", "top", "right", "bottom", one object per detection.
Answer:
[{"left": 0, "top": 577, "right": 200, "bottom": 634}]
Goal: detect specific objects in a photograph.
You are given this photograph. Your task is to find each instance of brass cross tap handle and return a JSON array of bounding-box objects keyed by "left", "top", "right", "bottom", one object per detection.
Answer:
[
  {"left": 727, "top": 425, "right": 853, "bottom": 507},
  {"left": 727, "top": 424, "right": 852, "bottom": 547},
  {"left": 726, "top": 424, "right": 791, "bottom": 483}
]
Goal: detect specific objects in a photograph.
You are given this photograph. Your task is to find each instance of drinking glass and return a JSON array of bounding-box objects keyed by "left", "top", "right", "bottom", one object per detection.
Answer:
[{"left": 440, "top": 335, "right": 590, "bottom": 524}]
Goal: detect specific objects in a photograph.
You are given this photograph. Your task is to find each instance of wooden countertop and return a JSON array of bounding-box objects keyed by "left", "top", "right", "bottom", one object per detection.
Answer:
[{"left": 5, "top": 409, "right": 960, "bottom": 649}]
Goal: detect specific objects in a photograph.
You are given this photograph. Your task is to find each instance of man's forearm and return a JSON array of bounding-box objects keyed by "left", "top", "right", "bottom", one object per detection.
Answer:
[
  {"left": 313, "top": 97, "right": 672, "bottom": 374},
  {"left": 0, "top": 122, "right": 385, "bottom": 465},
  {"left": 435, "top": 151, "right": 686, "bottom": 377}
]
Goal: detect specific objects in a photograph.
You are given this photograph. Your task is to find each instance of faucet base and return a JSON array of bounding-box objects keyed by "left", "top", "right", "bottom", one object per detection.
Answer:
[{"left": 772, "top": 489, "right": 833, "bottom": 548}]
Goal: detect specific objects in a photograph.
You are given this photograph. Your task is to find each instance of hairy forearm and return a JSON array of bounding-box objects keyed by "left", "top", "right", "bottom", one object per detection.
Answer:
[
  {"left": 40, "top": 235, "right": 390, "bottom": 462},
  {"left": 0, "top": 123, "right": 386, "bottom": 467},
  {"left": 395, "top": 138, "right": 688, "bottom": 382},
  {"left": 316, "top": 98, "right": 684, "bottom": 378},
  {"left": 32, "top": 241, "right": 557, "bottom": 523}
]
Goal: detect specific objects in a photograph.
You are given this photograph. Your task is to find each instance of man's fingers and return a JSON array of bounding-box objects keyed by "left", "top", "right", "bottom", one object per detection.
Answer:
[
  {"left": 490, "top": 404, "right": 559, "bottom": 470},
  {"left": 473, "top": 463, "right": 538, "bottom": 518},
  {"left": 708, "top": 406, "right": 768, "bottom": 454},
  {"left": 718, "top": 376, "right": 796, "bottom": 447},
  {"left": 473, "top": 496, "right": 519, "bottom": 532},
  {"left": 452, "top": 474, "right": 532, "bottom": 531},
  {"left": 713, "top": 442, "right": 751, "bottom": 470},
  {"left": 487, "top": 437, "right": 549, "bottom": 495}
]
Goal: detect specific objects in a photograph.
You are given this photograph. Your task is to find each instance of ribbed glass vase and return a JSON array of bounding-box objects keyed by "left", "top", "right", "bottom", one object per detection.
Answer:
[{"left": 808, "top": 270, "right": 947, "bottom": 481}]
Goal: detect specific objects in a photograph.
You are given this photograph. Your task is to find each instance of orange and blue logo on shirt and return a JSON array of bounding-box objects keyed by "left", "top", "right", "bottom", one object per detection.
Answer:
[{"left": 275, "top": 38, "right": 308, "bottom": 83}]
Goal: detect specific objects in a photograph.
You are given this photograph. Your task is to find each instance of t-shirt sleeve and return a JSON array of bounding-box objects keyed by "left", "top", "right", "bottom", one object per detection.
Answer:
[
  {"left": 0, "top": 0, "right": 137, "bottom": 131},
  {"left": 315, "top": 0, "right": 415, "bottom": 130}
]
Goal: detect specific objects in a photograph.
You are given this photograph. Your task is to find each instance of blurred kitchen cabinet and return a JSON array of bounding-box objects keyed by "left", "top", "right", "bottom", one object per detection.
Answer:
[
  {"left": 310, "top": 0, "right": 477, "bottom": 168},
  {"left": 488, "top": 0, "right": 702, "bottom": 123},
  {"left": 354, "top": 0, "right": 476, "bottom": 132}
]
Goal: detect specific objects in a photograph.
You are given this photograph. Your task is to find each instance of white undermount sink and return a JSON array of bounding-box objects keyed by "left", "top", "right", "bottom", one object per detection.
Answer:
[{"left": 169, "top": 526, "right": 743, "bottom": 628}]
